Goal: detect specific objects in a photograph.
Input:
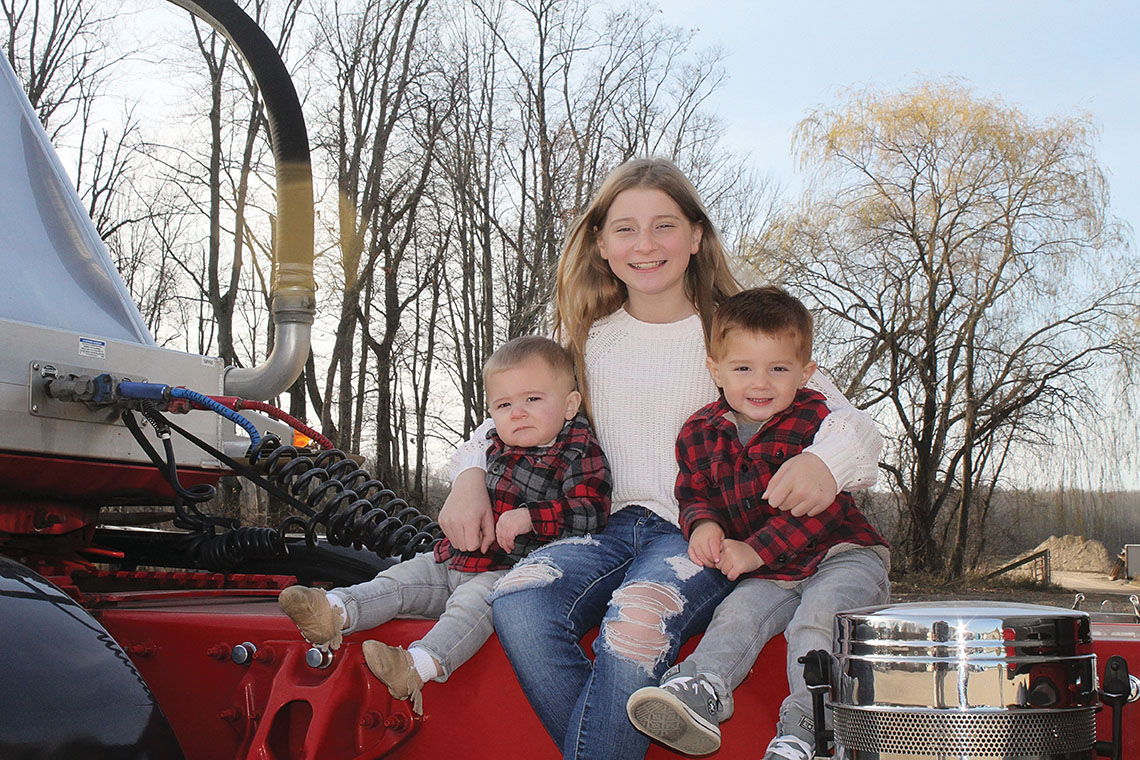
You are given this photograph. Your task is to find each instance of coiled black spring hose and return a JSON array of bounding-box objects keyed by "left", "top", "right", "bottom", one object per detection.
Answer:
[{"left": 121, "top": 404, "right": 441, "bottom": 570}]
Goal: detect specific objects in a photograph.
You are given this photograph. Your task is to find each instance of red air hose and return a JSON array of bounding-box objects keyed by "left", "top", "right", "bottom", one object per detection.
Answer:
[{"left": 208, "top": 396, "right": 335, "bottom": 450}]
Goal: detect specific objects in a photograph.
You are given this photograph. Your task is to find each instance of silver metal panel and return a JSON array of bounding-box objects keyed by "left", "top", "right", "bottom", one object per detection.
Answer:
[
  {"left": 833, "top": 706, "right": 1095, "bottom": 758},
  {"left": 0, "top": 318, "right": 230, "bottom": 467}
]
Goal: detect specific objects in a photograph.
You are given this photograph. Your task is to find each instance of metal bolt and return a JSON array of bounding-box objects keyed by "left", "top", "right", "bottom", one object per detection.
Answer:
[
  {"left": 360, "top": 712, "right": 380, "bottom": 729},
  {"left": 252, "top": 645, "right": 275, "bottom": 664},
  {"left": 306, "top": 646, "right": 333, "bottom": 669},
  {"left": 206, "top": 643, "right": 229, "bottom": 660},
  {"left": 219, "top": 708, "right": 239, "bottom": 723},
  {"left": 230, "top": 642, "right": 257, "bottom": 665},
  {"left": 30, "top": 404, "right": 38, "bottom": 414},
  {"left": 385, "top": 713, "right": 409, "bottom": 731},
  {"left": 125, "top": 642, "right": 156, "bottom": 657},
  {"left": 32, "top": 363, "right": 40, "bottom": 371}
]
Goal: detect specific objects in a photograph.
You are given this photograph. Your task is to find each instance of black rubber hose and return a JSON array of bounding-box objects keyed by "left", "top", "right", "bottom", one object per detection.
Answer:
[{"left": 163, "top": 0, "right": 314, "bottom": 292}]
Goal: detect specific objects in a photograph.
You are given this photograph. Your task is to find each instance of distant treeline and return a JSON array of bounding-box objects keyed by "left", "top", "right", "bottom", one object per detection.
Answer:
[{"left": 854, "top": 489, "right": 1140, "bottom": 570}]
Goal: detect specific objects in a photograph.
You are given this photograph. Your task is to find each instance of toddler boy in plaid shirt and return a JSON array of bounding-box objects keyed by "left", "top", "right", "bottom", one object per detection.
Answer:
[
  {"left": 627, "top": 287, "right": 888, "bottom": 759},
  {"left": 279, "top": 336, "right": 611, "bottom": 714}
]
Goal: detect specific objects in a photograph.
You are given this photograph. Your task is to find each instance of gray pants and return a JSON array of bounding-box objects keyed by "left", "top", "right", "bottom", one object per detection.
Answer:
[
  {"left": 686, "top": 547, "right": 889, "bottom": 743},
  {"left": 332, "top": 552, "right": 505, "bottom": 681}
]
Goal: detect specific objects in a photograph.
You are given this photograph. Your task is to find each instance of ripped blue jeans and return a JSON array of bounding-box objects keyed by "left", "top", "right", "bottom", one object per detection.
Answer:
[{"left": 490, "top": 507, "right": 733, "bottom": 760}]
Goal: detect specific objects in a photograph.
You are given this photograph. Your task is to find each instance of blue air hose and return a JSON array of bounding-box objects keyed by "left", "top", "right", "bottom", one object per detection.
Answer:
[
  {"left": 170, "top": 387, "right": 262, "bottom": 449},
  {"left": 117, "top": 381, "right": 262, "bottom": 449}
]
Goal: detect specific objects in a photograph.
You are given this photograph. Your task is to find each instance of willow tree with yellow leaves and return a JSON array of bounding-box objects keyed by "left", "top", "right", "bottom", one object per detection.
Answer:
[{"left": 758, "top": 81, "right": 1139, "bottom": 576}]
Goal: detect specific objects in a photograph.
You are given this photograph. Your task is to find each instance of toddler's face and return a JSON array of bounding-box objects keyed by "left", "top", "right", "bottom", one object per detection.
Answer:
[
  {"left": 707, "top": 330, "right": 816, "bottom": 425},
  {"left": 486, "top": 356, "right": 581, "bottom": 448}
]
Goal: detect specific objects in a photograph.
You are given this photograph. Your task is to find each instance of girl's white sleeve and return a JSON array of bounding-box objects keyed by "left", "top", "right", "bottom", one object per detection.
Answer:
[
  {"left": 447, "top": 418, "right": 494, "bottom": 481},
  {"left": 804, "top": 370, "right": 882, "bottom": 492}
]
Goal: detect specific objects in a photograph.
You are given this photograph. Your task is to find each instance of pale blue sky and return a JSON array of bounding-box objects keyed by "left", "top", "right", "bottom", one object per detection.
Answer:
[
  {"left": 653, "top": 0, "right": 1140, "bottom": 234},
  {"left": 649, "top": 1, "right": 1140, "bottom": 490}
]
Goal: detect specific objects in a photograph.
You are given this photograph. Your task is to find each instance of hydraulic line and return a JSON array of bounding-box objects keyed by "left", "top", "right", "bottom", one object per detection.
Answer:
[
  {"left": 117, "top": 382, "right": 331, "bottom": 450},
  {"left": 121, "top": 404, "right": 248, "bottom": 568},
  {"left": 169, "top": 387, "right": 262, "bottom": 449},
  {"left": 207, "top": 395, "right": 334, "bottom": 450},
  {"left": 116, "top": 387, "right": 440, "bottom": 570},
  {"left": 118, "top": 381, "right": 262, "bottom": 449},
  {"left": 250, "top": 434, "right": 438, "bottom": 560}
]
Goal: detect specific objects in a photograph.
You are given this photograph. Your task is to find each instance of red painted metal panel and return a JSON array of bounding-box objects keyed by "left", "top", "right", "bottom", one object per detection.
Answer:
[
  {"left": 1091, "top": 622, "right": 1140, "bottom": 753},
  {"left": 93, "top": 591, "right": 788, "bottom": 760},
  {"left": 95, "top": 595, "right": 418, "bottom": 760},
  {"left": 0, "top": 450, "right": 222, "bottom": 503},
  {"left": 93, "top": 590, "right": 1139, "bottom": 760}
]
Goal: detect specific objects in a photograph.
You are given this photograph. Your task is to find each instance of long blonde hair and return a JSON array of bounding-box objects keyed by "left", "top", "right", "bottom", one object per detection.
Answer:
[{"left": 553, "top": 158, "right": 741, "bottom": 416}]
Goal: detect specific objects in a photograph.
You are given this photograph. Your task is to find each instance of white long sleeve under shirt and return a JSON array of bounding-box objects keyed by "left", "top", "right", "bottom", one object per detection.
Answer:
[{"left": 450, "top": 307, "right": 882, "bottom": 526}]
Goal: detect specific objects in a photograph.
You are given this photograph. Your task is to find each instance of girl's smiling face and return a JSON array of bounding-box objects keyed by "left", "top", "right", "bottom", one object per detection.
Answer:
[{"left": 595, "top": 187, "right": 702, "bottom": 312}]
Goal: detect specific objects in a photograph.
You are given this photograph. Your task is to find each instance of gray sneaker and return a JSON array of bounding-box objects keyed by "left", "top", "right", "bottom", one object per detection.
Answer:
[
  {"left": 762, "top": 734, "right": 814, "bottom": 760},
  {"left": 626, "top": 665, "right": 721, "bottom": 755}
]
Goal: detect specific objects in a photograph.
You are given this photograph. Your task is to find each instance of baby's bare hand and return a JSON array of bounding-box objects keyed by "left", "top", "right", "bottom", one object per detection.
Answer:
[{"left": 495, "top": 508, "right": 533, "bottom": 553}]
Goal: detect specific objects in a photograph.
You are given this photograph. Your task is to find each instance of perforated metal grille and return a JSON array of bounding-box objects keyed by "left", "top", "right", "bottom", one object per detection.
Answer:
[{"left": 833, "top": 706, "right": 1095, "bottom": 755}]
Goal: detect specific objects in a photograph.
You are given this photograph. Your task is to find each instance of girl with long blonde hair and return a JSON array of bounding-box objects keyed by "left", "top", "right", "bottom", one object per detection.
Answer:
[{"left": 439, "top": 158, "right": 881, "bottom": 760}]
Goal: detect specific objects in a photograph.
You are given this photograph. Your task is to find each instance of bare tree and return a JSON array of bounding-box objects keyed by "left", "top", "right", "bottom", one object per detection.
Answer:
[
  {"left": 4, "top": 0, "right": 156, "bottom": 249},
  {"left": 3, "top": 0, "right": 119, "bottom": 137},
  {"left": 760, "top": 81, "right": 1139, "bottom": 575},
  {"left": 465, "top": 0, "right": 583, "bottom": 339},
  {"left": 432, "top": 2, "right": 507, "bottom": 438},
  {"left": 435, "top": 0, "right": 767, "bottom": 433},
  {"left": 308, "top": 0, "right": 439, "bottom": 488}
]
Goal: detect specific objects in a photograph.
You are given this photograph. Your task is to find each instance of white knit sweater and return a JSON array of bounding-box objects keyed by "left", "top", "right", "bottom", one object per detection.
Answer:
[{"left": 450, "top": 307, "right": 882, "bottom": 526}]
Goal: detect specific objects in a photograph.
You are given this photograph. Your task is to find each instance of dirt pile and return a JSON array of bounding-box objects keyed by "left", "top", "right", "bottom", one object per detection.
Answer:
[{"left": 1033, "top": 535, "right": 1114, "bottom": 574}]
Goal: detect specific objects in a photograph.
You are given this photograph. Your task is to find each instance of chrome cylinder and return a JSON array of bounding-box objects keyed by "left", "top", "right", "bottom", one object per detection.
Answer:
[{"left": 832, "top": 601, "right": 1097, "bottom": 759}]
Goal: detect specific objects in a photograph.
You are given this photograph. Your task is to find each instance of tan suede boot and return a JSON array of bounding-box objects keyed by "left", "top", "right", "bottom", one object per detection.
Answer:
[
  {"left": 362, "top": 640, "right": 424, "bottom": 715},
  {"left": 277, "top": 586, "right": 344, "bottom": 650}
]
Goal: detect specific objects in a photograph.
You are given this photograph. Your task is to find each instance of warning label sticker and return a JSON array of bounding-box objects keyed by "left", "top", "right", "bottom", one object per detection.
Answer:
[{"left": 78, "top": 337, "right": 107, "bottom": 359}]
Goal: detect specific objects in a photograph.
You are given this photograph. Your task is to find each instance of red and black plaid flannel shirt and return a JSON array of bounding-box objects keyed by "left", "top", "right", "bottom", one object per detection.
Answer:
[
  {"left": 435, "top": 412, "right": 611, "bottom": 572},
  {"left": 676, "top": 390, "right": 886, "bottom": 581}
]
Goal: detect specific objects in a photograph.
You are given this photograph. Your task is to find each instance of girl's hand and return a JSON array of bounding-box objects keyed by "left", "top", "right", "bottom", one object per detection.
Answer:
[
  {"left": 439, "top": 468, "right": 496, "bottom": 553},
  {"left": 495, "top": 508, "right": 534, "bottom": 553},
  {"left": 716, "top": 539, "right": 764, "bottom": 581},
  {"left": 688, "top": 520, "right": 725, "bottom": 567},
  {"left": 763, "top": 452, "right": 838, "bottom": 517}
]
